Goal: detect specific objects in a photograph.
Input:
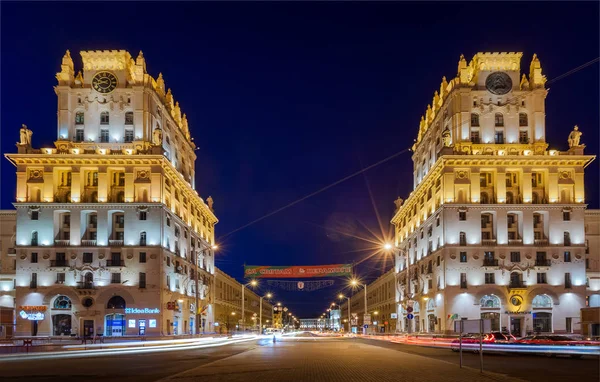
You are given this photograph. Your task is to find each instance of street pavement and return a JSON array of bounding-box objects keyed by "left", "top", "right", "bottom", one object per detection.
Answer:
[
  {"left": 158, "top": 336, "right": 524, "bottom": 382},
  {"left": 1, "top": 335, "right": 597, "bottom": 382}
]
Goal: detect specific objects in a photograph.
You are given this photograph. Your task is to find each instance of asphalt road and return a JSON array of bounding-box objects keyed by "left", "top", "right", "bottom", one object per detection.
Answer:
[
  {"left": 358, "top": 338, "right": 600, "bottom": 382},
  {"left": 0, "top": 335, "right": 597, "bottom": 382}
]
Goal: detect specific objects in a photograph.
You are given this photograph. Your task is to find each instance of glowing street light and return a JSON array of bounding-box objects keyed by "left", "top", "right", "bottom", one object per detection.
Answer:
[
  {"left": 260, "top": 292, "right": 273, "bottom": 333},
  {"left": 383, "top": 243, "right": 393, "bottom": 250},
  {"left": 242, "top": 280, "right": 258, "bottom": 331}
]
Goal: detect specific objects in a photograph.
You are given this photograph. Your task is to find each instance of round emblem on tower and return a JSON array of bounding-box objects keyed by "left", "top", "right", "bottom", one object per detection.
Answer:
[
  {"left": 485, "top": 71, "right": 512, "bottom": 95},
  {"left": 92, "top": 71, "right": 118, "bottom": 94}
]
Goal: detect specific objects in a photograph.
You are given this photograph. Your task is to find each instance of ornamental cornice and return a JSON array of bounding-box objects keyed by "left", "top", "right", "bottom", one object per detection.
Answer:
[
  {"left": 13, "top": 202, "right": 163, "bottom": 210},
  {"left": 4, "top": 153, "right": 164, "bottom": 167},
  {"left": 443, "top": 155, "right": 595, "bottom": 168},
  {"left": 440, "top": 203, "right": 588, "bottom": 211}
]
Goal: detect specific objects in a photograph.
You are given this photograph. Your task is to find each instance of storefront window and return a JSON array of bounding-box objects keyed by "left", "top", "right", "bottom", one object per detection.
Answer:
[
  {"left": 533, "top": 312, "right": 552, "bottom": 333},
  {"left": 53, "top": 314, "right": 72, "bottom": 335},
  {"left": 105, "top": 313, "right": 126, "bottom": 336}
]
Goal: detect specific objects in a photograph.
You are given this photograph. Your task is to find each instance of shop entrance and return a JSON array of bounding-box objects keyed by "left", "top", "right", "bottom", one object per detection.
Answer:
[
  {"left": 139, "top": 319, "right": 146, "bottom": 336},
  {"left": 510, "top": 317, "right": 522, "bottom": 336},
  {"left": 83, "top": 320, "right": 94, "bottom": 337},
  {"left": 52, "top": 314, "right": 72, "bottom": 335}
]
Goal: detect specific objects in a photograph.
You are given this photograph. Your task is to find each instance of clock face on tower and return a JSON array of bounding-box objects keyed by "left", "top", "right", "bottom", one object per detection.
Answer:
[
  {"left": 92, "top": 71, "right": 118, "bottom": 94},
  {"left": 485, "top": 72, "right": 512, "bottom": 95}
]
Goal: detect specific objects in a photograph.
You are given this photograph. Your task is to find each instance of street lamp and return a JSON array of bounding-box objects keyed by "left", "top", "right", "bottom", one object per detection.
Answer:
[
  {"left": 351, "top": 278, "right": 368, "bottom": 334},
  {"left": 339, "top": 293, "right": 351, "bottom": 333},
  {"left": 194, "top": 243, "right": 217, "bottom": 335},
  {"left": 259, "top": 292, "right": 272, "bottom": 334},
  {"left": 241, "top": 279, "right": 258, "bottom": 332}
]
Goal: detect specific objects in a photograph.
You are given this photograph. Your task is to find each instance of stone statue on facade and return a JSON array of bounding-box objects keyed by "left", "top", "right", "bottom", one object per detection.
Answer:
[
  {"left": 19, "top": 124, "right": 32, "bottom": 145},
  {"left": 568, "top": 125, "right": 582, "bottom": 148},
  {"left": 206, "top": 196, "right": 214, "bottom": 211},
  {"left": 394, "top": 197, "right": 404, "bottom": 211},
  {"left": 441, "top": 127, "right": 451, "bottom": 147},
  {"left": 152, "top": 126, "right": 162, "bottom": 146}
]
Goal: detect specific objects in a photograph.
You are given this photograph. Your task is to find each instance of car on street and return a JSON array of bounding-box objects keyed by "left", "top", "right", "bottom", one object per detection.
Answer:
[{"left": 450, "top": 332, "right": 516, "bottom": 351}]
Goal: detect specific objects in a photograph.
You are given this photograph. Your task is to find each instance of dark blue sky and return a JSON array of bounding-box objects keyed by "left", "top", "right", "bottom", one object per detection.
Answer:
[{"left": 1, "top": 2, "right": 598, "bottom": 317}]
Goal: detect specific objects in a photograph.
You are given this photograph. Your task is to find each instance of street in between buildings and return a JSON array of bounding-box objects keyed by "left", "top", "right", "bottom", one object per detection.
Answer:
[{"left": 0, "top": 334, "right": 597, "bottom": 382}]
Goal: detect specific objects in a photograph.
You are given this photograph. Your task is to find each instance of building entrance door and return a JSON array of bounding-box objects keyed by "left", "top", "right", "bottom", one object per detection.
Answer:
[
  {"left": 83, "top": 320, "right": 94, "bottom": 337},
  {"left": 510, "top": 317, "right": 521, "bottom": 336}
]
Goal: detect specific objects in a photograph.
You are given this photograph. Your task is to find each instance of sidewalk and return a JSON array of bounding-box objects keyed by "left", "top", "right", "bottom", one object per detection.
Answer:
[{"left": 158, "top": 338, "right": 524, "bottom": 382}]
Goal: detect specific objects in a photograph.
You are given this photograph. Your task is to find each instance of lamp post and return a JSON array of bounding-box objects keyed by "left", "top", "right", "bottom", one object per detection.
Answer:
[
  {"left": 195, "top": 243, "right": 217, "bottom": 335},
  {"left": 259, "top": 292, "right": 272, "bottom": 334},
  {"left": 339, "top": 294, "right": 351, "bottom": 333},
  {"left": 351, "top": 279, "right": 368, "bottom": 334},
  {"left": 241, "top": 280, "right": 257, "bottom": 332}
]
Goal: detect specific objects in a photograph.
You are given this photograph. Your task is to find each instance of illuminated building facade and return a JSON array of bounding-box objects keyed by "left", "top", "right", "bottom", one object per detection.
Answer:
[
  {"left": 5, "top": 50, "right": 218, "bottom": 337},
  {"left": 213, "top": 268, "right": 272, "bottom": 333},
  {"left": 391, "top": 52, "right": 595, "bottom": 336},
  {"left": 585, "top": 210, "right": 600, "bottom": 308},
  {"left": 0, "top": 210, "right": 17, "bottom": 338}
]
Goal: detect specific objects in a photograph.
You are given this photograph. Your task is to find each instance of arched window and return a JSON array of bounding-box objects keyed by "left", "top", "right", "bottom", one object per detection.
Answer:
[
  {"left": 125, "top": 111, "right": 134, "bottom": 125},
  {"left": 459, "top": 232, "right": 466, "bottom": 246},
  {"left": 495, "top": 113, "right": 504, "bottom": 127},
  {"left": 426, "top": 299, "right": 435, "bottom": 311},
  {"left": 100, "top": 112, "right": 109, "bottom": 125},
  {"left": 83, "top": 272, "right": 94, "bottom": 287},
  {"left": 107, "top": 296, "right": 126, "bottom": 309},
  {"left": 480, "top": 295, "right": 500, "bottom": 308},
  {"left": 413, "top": 301, "right": 420, "bottom": 313},
  {"left": 532, "top": 294, "right": 553, "bottom": 308},
  {"left": 519, "top": 113, "right": 528, "bottom": 127},
  {"left": 54, "top": 295, "right": 72, "bottom": 310},
  {"left": 140, "top": 231, "right": 147, "bottom": 246},
  {"left": 75, "top": 112, "right": 84, "bottom": 125},
  {"left": 471, "top": 113, "right": 480, "bottom": 127}
]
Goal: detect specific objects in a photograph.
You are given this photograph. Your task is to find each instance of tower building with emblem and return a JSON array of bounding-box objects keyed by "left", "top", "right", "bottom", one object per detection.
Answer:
[
  {"left": 391, "top": 52, "right": 595, "bottom": 336},
  {"left": 5, "top": 50, "right": 218, "bottom": 337}
]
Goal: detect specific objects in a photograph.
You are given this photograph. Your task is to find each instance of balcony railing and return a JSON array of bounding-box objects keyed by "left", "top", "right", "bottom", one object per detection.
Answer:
[
  {"left": 483, "top": 259, "right": 499, "bottom": 266},
  {"left": 108, "top": 240, "right": 124, "bottom": 246},
  {"left": 534, "top": 239, "right": 549, "bottom": 246},
  {"left": 508, "top": 239, "right": 523, "bottom": 245},
  {"left": 54, "top": 240, "right": 71, "bottom": 247},
  {"left": 50, "top": 260, "right": 68, "bottom": 267},
  {"left": 481, "top": 239, "right": 497, "bottom": 246},
  {"left": 535, "top": 259, "right": 552, "bottom": 267},
  {"left": 509, "top": 282, "right": 527, "bottom": 289},
  {"left": 106, "top": 260, "right": 125, "bottom": 267},
  {"left": 81, "top": 240, "right": 97, "bottom": 246},
  {"left": 76, "top": 282, "right": 95, "bottom": 290}
]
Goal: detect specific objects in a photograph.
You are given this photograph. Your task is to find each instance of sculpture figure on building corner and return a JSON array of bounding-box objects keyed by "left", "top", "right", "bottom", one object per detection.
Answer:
[
  {"left": 19, "top": 124, "right": 32, "bottom": 146},
  {"left": 206, "top": 196, "right": 214, "bottom": 211},
  {"left": 153, "top": 125, "right": 163, "bottom": 146},
  {"left": 394, "top": 197, "right": 404, "bottom": 211},
  {"left": 568, "top": 125, "right": 582, "bottom": 148},
  {"left": 441, "top": 127, "right": 452, "bottom": 147}
]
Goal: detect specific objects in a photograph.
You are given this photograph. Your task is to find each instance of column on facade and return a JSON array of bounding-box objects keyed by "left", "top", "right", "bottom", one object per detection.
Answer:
[
  {"left": 470, "top": 170, "right": 480, "bottom": 203},
  {"left": 43, "top": 169, "right": 54, "bottom": 202},
  {"left": 97, "top": 168, "right": 108, "bottom": 202},
  {"left": 71, "top": 168, "right": 81, "bottom": 203},
  {"left": 124, "top": 172, "right": 134, "bottom": 202},
  {"left": 521, "top": 170, "right": 532, "bottom": 203}
]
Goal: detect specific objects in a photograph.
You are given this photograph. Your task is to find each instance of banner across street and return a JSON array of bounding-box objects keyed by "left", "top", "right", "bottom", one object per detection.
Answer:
[{"left": 244, "top": 264, "right": 353, "bottom": 278}]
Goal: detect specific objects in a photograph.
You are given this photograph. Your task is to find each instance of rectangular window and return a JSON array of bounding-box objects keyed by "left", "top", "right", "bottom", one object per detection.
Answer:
[
  {"left": 470, "top": 130, "right": 480, "bottom": 143},
  {"left": 459, "top": 211, "right": 466, "bottom": 221},
  {"left": 485, "top": 273, "right": 495, "bottom": 284},
  {"left": 139, "top": 211, "right": 147, "bottom": 221},
  {"left": 83, "top": 252, "right": 93, "bottom": 264},
  {"left": 436, "top": 215, "right": 440, "bottom": 227},
  {"left": 428, "top": 279, "right": 433, "bottom": 290},
  {"left": 494, "top": 130, "right": 505, "bottom": 144},
  {"left": 31, "top": 253, "right": 38, "bottom": 263},
  {"left": 519, "top": 130, "right": 528, "bottom": 144},
  {"left": 166, "top": 275, "right": 171, "bottom": 289},
  {"left": 100, "top": 129, "right": 109, "bottom": 143},
  {"left": 100, "top": 112, "right": 109, "bottom": 125},
  {"left": 564, "top": 251, "right": 571, "bottom": 262},
  {"left": 566, "top": 318, "right": 572, "bottom": 333},
  {"left": 125, "top": 112, "right": 134, "bottom": 125},
  {"left": 537, "top": 273, "right": 547, "bottom": 284},
  {"left": 139, "top": 252, "right": 146, "bottom": 263},
  {"left": 510, "top": 252, "right": 521, "bottom": 262},
  {"left": 460, "top": 273, "right": 467, "bottom": 289},
  {"left": 124, "top": 129, "right": 134, "bottom": 143},
  {"left": 586, "top": 258, "right": 590, "bottom": 269},
  {"left": 166, "top": 216, "right": 171, "bottom": 227},
  {"left": 31, "top": 273, "right": 37, "bottom": 288},
  {"left": 166, "top": 256, "right": 171, "bottom": 267},
  {"left": 139, "top": 272, "right": 146, "bottom": 289},
  {"left": 31, "top": 210, "right": 39, "bottom": 220},
  {"left": 563, "top": 211, "right": 571, "bottom": 221},
  {"left": 460, "top": 252, "right": 467, "bottom": 263},
  {"left": 57, "top": 273, "right": 65, "bottom": 284},
  {"left": 565, "top": 273, "right": 572, "bottom": 289},
  {"left": 75, "top": 129, "right": 84, "bottom": 142},
  {"left": 111, "top": 273, "right": 121, "bottom": 284},
  {"left": 436, "top": 256, "right": 440, "bottom": 267}
]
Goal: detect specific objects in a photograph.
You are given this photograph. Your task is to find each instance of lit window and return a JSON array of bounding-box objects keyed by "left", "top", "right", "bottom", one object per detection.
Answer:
[
  {"left": 100, "top": 112, "right": 110, "bottom": 125},
  {"left": 494, "top": 113, "right": 504, "bottom": 127},
  {"left": 125, "top": 111, "right": 134, "bottom": 125}
]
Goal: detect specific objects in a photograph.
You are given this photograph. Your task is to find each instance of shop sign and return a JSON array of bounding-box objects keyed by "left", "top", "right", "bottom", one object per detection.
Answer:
[
  {"left": 128, "top": 319, "right": 136, "bottom": 328},
  {"left": 390, "top": 313, "right": 398, "bottom": 319},
  {"left": 363, "top": 314, "right": 371, "bottom": 325},
  {"left": 504, "top": 310, "right": 531, "bottom": 315},
  {"left": 149, "top": 319, "right": 157, "bottom": 328},
  {"left": 125, "top": 308, "right": 160, "bottom": 314},
  {"left": 18, "top": 306, "right": 47, "bottom": 321}
]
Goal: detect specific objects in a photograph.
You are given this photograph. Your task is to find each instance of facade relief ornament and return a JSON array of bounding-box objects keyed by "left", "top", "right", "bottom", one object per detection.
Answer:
[
  {"left": 441, "top": 127, "right": 452, "bottom": 147},
  {"left": 153, "top": 126, "right": 163, "bottom": 146}
]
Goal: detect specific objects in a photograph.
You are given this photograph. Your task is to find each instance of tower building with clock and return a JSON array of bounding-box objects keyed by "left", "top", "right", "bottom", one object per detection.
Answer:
[
  {"left": 390, "top": 52, "right": 595, "bottom": 336},
  {"left": 5, "top": 50, "right": 218, "bottom": 337}
]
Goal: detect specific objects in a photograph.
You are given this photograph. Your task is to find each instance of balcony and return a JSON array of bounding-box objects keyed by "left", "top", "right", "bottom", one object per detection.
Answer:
[
  {"left": 76, "top": 282, "right": 95, "bottom": 290},
  {"left": 481, "top": 239, "right": 497, "bottom": 246},
  {"left": 54, "top": 240, "right": 71, "bottom": 247},
  {"left": 108, "top": 240, "right": 124, "bottom": 246},
  {"left": 482, "top": 259, "right": 499, "bottom": 267},
  {"left": 106, "top": 260, "right": 125, "bottom": 267},
  {"left": 535, "top": 259, "right": 552, "bottom": 267},
  {"left": 508, "top": 239, "right": 523, "bottom": 245},
  {"left": 534, "top": 239, "right": 549, "bottom": 246},
  {"left": 7, "top": 248, "right": 16, "bottom": 255},
  {"left": 81, "top": 240, "right": 97, "bottom": 246},
  {"left": 508, "top": 282, "right": 527, "bottom": 289},
  {"left": 50, "top": 260, "right": 68, "bottom": 267}
]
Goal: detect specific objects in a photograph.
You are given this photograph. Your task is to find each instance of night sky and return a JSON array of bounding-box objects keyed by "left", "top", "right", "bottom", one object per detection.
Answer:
[{"left": 1, "top": 2, "right": 598, "bottom": 318}]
